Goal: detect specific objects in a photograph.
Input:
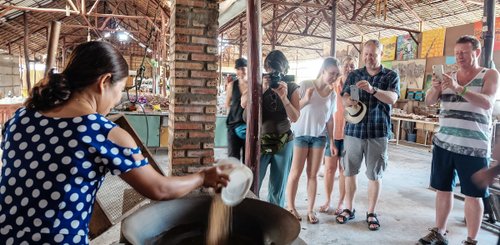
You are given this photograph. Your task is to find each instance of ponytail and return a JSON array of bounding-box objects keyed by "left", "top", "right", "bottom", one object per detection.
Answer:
[{"left": 25, "top": 69, "right": 71, "bottom": 111}]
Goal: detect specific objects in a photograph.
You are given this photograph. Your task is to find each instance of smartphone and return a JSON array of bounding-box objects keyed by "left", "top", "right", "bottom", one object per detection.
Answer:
[
  {"left": 350, "top": 85, "right": 359, "bottom": 101},
  {"left": 433, "top": 65, "right": 444, "bottom": 82}
]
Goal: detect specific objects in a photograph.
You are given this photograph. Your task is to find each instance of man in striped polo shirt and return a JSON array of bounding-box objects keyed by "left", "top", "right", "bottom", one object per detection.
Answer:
[{"left": 418, "top": 35, "right": 499, "bottom": 245}]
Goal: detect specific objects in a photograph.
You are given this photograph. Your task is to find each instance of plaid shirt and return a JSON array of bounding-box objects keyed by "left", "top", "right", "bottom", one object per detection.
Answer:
[{"left": 341, "top": 66, "right": 400, "bottom": 139}]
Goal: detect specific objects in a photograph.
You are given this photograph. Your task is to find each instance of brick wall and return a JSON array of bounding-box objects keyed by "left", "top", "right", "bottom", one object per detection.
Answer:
[{"left": 168, "top": 0, "right": 219, "bottom": 174}]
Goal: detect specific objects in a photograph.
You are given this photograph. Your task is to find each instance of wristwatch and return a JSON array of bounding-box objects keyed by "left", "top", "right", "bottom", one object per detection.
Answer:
[{"left": 372, "top": 87, "right": 378, "bottom": 95}]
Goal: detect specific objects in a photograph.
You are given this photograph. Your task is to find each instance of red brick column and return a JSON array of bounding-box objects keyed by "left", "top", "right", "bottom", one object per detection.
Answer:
[{"left": 168, "top": 0, "right": 219, "bottom": 174}]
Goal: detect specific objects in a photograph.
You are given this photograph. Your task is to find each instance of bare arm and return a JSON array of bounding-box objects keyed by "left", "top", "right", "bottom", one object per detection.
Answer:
[
  {"left": 357, "top": 80, "right": 398, "bottom": 105},
  {"left": 299, "top": 87, "right": 314, "bottom": 109},
  {"left": 282, "top": 89, "right": 301, "bottom": 122},
  {"left": 109, "top": 127, "right": 229, "bottom": 200},
  {"left": 326, "top": 116, "right": 337, "bottom": 155},
  {"left": 425, "top": 75, "right": 442, "bottom": 106},
  {"left": 451, "top": 70, "right": 499, "bottom": 110},
  {"left": 225, "top": 81, "right": 234, "bottom": 111}
]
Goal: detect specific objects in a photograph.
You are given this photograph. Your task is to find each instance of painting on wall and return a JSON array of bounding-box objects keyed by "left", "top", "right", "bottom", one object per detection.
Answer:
[
  {"left": 381, "top": 61, "right": 393, "bottom": 69},
  {"left": 444, "top": 56, "right": 459, "bottom": 73},
  {"left": 474, "top": 17, "right": 500, "bottom": 51},
  {"left": 392, "top": 59, "right": 427, "bottom": 90},
  {"left": 424, "top": 74, "right": 433, "bottom": 91},
  {"left": 396, "top": 34, "right": 418, "bottom": 60},
  {"left": 380, "top": 36, "right": 397, "bottom": 61},
  {"left": 420, "top": 28, "right": 446, "bottom": 58}
]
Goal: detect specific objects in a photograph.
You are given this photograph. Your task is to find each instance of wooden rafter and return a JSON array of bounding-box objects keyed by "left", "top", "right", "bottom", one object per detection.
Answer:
[{"left": 351, "top": 0, "right": 372, "bottom": 20}]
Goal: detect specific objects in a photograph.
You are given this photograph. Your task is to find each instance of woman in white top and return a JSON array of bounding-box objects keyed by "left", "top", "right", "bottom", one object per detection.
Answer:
[
  {"left": 319, "top": 56, "right": 357, "bottom": 215},
  {"left": 285, "top": 57, "right": 340, "bottom": 224}
]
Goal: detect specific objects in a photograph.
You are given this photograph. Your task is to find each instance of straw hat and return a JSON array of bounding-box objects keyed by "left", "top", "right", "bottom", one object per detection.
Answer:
[{"left": 344, "top": 101, "right": 367, "bottom": 124}]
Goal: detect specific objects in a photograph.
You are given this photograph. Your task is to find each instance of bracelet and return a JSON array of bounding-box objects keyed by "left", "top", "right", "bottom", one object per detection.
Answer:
[{"left": 459, "top": 86, "right": 467, "bottom": 96}]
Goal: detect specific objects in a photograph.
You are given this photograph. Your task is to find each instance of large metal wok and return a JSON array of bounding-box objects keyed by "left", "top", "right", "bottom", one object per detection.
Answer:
[{"left": 121, "top": 195, "right": 301, "bottom": 245}]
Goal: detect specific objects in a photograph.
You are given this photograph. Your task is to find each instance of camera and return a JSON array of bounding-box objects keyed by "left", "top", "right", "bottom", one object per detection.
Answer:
[{"left": 265, "top": 71, "right": 295, "bottom": 89}]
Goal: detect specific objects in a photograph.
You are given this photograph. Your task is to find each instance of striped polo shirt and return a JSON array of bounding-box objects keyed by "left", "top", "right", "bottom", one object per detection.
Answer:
[{"left": 434, "top": 68, "right": 493, "bottom": 158}]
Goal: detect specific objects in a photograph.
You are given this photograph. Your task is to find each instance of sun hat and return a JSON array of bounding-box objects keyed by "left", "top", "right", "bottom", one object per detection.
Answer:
[{"left": 344, "top": 101, "right": 367, "bottom": 124}]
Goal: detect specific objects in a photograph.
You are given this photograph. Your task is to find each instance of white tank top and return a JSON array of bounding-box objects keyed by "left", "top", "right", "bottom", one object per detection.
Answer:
[{"left": 292, "top": 80, "right": 337, "bottom": 137}]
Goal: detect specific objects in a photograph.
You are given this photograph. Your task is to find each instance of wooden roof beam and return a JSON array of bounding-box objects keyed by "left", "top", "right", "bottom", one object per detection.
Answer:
[
  {"left": 340, "top": 19, "right": 420, "bottom": 33},
  {"left": 264, "top": 29, "right": 362, "bottom": 44},
  {"left": 262, "top": 0, "right": 332, "bottom": 9},
  {"left": 0, "top": 4, "right": 79, "bottom": 15},
  {"left": 351, "top": 0, "right": 372, "bottom": 20}
]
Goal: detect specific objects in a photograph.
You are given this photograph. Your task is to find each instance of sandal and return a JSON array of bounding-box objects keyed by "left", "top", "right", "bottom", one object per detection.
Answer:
[
  {"left": 366, "top": 212, "right": 380, "bottom": 231},
  {"left": 335, "top": 209, "right": 355, "bottom": 224},
  {"left": 307, "top": 212, "right": 319, "bottom": 224},
  {"left": 318, "top": 204, "right": 330, "bottom": 213},
  {"left": 288, "top": 208, "right": 302, "bottom": 221}
]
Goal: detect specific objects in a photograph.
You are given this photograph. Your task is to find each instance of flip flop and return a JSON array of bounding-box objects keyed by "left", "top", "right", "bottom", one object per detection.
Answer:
[
  {"left": 318, "top": 205, "right": 330, "bottom": 213},
  {"left": 288, "top": 208, "right": 302, "bottom": 221},
  {"left": 307, "top": 212, "right": 319, "bottom": 224}
]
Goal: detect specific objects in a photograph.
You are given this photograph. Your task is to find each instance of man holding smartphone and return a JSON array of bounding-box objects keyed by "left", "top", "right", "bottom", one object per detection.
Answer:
[
  {"left": 337, "top": 39, "right": 400, "bottom": 231},
  {"left": 418, "top": 35, "right": 499, "bottom": 245}
]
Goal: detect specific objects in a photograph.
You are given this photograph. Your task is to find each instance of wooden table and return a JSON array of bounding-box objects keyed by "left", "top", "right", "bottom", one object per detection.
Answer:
[{"left": 391, "top": 116, "right": 439, "bottom": 146}]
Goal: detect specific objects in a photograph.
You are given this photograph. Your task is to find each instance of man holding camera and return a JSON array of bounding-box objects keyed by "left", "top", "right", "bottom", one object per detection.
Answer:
[
  {"left": 226, "top": 58, "right": 248, "bottom": 162},
  {"left": 418, "top": 35, "right": 499, "bottom": 245},
  {"left": 337, "top": 39, "right": 400, "bottom": 231}
]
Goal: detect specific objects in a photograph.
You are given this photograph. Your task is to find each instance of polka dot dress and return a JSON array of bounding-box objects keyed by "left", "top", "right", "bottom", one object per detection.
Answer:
[{"left": 0, "top": 108, "right": 148, "bottom": 244}]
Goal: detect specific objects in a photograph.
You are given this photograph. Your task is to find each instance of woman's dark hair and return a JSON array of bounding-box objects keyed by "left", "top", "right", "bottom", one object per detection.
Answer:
[
  {"left": 25, "top": 41, "right": 129, "bottom": 111},
  {"left": 264, "top": 50, "right": 289, "bottom": 74}
]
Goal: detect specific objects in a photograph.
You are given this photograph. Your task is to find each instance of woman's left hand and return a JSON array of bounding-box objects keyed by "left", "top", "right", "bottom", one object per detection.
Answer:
[
  {"left": 271, "top": 81, "right": 288, "bottom": 101},
  {"left": 330, "top": 141, "right": 338, "bottom": 156}
]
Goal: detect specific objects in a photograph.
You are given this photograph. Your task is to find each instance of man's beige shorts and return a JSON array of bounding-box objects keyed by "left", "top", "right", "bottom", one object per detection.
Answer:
[{"left": 341, "top": 136, "right": 388, "bottom": 180}]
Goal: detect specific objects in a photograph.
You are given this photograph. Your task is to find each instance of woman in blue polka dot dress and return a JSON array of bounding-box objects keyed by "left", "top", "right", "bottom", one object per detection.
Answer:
[{"left": 0, "top": 41, "right": 230, "bottom": 245}]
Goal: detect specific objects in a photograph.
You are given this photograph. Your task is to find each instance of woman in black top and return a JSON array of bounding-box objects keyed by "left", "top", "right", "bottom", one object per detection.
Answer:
[{"left": 225, "top": 58, "right": 248, "bottom": 161}]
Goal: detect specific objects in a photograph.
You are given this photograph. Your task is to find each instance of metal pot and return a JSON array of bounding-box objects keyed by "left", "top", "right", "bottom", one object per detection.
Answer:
[{"left": 121, "top": 195, "right": 300, "bottom": 245}]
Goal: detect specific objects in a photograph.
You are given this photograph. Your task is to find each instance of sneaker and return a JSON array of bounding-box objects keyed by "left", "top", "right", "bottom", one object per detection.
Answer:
[
  {"left": 462, "top": 237, "right": 477, "bottom": 245},
  {"left": 417, "top": 227, "right": 448, "bottom": 245}
]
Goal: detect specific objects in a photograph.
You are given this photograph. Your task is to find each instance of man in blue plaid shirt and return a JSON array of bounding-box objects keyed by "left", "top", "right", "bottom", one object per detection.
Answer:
[{"left": 335, "top": 39, "right": 400, "bottom": 231}]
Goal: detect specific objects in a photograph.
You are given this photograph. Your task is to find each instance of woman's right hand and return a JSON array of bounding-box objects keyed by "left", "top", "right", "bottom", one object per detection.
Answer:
[
  {"left": 201, "top": 165, "right": 232, "bottom": 189},
  {"left": 262, "top": 74, "right": 270, "bottom": 92}
]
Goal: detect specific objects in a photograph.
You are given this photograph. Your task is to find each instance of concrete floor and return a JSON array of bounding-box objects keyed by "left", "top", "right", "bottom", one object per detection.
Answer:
[{"left": 91, "top": 144, "right": 499, "bottom": 245}]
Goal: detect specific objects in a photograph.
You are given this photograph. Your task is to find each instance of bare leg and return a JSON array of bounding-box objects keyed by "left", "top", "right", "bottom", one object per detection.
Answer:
[
  {"left": 320, "top": 154, "right": 338, "bottom": 212},
  {"left": 344, "top": 175, "right": 357, "bottom": 211},
  {"left": 306, "top": 147, "right": 326, "bottom": 216},
  {"left": 435, "top": 191, "right": 453, "bottom": 235},
  {"left": 285, "top": 146, "right": 309, "bottom": 212},
  {"left": 367, "top": 179, "right": 381, "bottom": 229},
  {"left": 464, "top": 196, "right": 483, "bottom": 240},
  {"left": 336, "top": 166, "right": 346, "bottom": 212}
]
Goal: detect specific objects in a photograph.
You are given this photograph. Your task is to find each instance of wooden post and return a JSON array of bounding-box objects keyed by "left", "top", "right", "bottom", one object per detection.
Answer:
[
  {"left": 245, "top": 0, "right": 262, "bottom": 195},
  {"left": 45, "top": 21, "right": 61, "bottom": 76},
  {"left": 23, "top": 12, "right": 31, "bottom": 91},
  {"left": 330, "top": 0, "right": 337, "bottom": 57},
  {"left": 482, "top": 0, "right": 495, "bottom": 68},
  {"left": 239, "top": 21, "right": 243, "bottom": 57}
]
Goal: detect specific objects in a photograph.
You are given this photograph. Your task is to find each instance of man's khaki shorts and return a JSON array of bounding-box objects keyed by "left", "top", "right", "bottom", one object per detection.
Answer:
[{"left": 342, "top": 136, "right": 388, "bottom": 180}]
